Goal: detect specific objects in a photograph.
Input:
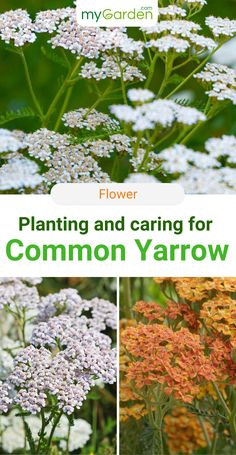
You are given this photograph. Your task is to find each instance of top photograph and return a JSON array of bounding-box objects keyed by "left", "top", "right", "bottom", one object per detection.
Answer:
[{"left": 0, "top": 0, "right": 236, "bottom": 194}]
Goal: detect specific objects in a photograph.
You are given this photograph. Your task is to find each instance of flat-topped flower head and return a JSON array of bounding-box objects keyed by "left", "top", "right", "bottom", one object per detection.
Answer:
[
  {"left": 177, "top": 168, "right": 236, "bottom": 194},
  {"left": 0, "top": 9, "right": 36, "bottom": 46},
  {"left": 63, "top": 108, "right": 119, "bottom": 131},
  {"left": 110, "top": 99, "right": 206, "bottom": 131},
  {"left": 141, "top": 20, "right": 201, "bottom": 37},
  {"left": 0, "top": 129, "right": 25, "bottom": 154},
  {"left": 34, "top": 8, "right": 74, "bottom": 33},
  {"left": 124, "top": 173, "right": 159, "bottom": 183},
  {"left": 54, "top": 416, "right": 92, "bottom": 452},
  {"left": 186, "top": 0, "right": 207, "bottom": 5},
  {"left": 80, "top": 58, "right": 145, "bottom": 82},
  {"left": 158, "top": 6, "right": 187, "bottom": 18},
  {"left": 187, "top": 33, "right": 216, "bottom": 51},
  {"left": 195, "top": 63, "right": 236, "bottom": 104},
  {"left": 0, "top": 157, "right": 43, "bottom": 191},
  {"left": 49, "top": 16, "right": 106, "bottom": 59},
  {"left": 206, "top": 16, "right": 236, "bottom": 37},
  {"left": 127, "top": 89, "right": 155, "bottom": 103},
  {"left": 100, "top": 28, "right": 144, "bottom": 59},
  {"left": 26, "top": 129, "right": 71, "bottom": 162},
  {"left": 159, "top": 144, "right": 219, "bottom": 174},
  {"left": 205, "top": 135, "right": 236, "bottom": 163},
  {"left": 0, "top": 278, "right": 40, "bottom": 311},
  {"left": 147, "top": 36, "right": 190, "bottom": 53},
  {"left": 6, "top": 306, "right": 116, "bottom": 414},
  {"left": 122, "top": 323, "right": 215, "bottom": 402}
]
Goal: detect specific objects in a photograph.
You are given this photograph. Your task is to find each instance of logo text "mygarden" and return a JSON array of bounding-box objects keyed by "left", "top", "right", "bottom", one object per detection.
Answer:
[
  {"left": 81, "top": 7, "right": 153, "bottom": 23},
  {"left": 77, "top": 0, "right": 158, "bottom": 27}
]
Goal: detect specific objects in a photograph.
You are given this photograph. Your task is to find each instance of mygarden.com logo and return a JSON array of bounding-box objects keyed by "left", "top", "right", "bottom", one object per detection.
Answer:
[{"left": 76, "top": 0, "right": 158, "bottom": 27}]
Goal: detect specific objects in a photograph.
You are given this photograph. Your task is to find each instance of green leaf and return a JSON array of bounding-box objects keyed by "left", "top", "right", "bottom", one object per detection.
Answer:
[
  {"left": 88, "top": 390, "right": 101, "bottom": 400},
  {"left": 174, "top": 97, "right": 207, "bottom": 111},
  {"left": 167, "top": 73, "right": 185, "bottom": 86},
  {"left": 24, "top": 420, "right": 36, "bottom": 454},
  {"left": 140, "top": 425, "right": 157, "bottom": 455},
  {"left": 0, "top": 107, "right": 36, "bottom": 125},
  {"left": 41, "top": 45, "right": 70, "bottom": 69}
]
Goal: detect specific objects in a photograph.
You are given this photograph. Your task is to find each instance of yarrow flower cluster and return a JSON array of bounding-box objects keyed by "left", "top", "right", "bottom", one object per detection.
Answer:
[
  {"left": 0, "top": 9, "right": 36, "bottom": 46},
  {"left": 121, "top": 277, "right": 236, "bottom": 454},
  {"left": 164, "top": 407, "right": 213, "bottom": 454},
  {"left": 0, "top": 129, "right": 25, "bottom": 154},
  {"left": 206, "top": 16, "right": 236, "bottom": 37},
  {"left": 0, "top": 282, "right": 116, "bottom": 415},
  {"left": 0, "top": 1, "right": 236, "bottom": 193},
  {"left": 62, "top": 108, "right": 119, "bottom": 131},
  {"left": 0, "top": 157, "right": 43, "bottom": 191},
  {"left": 0, "top": 277, "right": 40, "bottom": 311},
  {"left": 111, "top": 92, "right": 206, "bottom": 131},
  {"left": 80, "top": 58, "right": 145, "bottom": 82},
  {"left": 122, "top": 323, "right": 215, "bottom": 402},
  {"left": 195, "top": 63, "right": 236, "bottom": 104},
  {"left": 158, "top": 144, "right": 219, "bottom": 174}
]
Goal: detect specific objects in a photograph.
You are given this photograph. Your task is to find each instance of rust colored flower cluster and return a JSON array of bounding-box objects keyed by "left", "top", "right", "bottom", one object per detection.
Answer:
[
  {"left": 164, "top": 407, "right": 213, "bottom": 454},
  {"left": 134, "top": 300, "right": 199, "bottom": 330},
  {"left": 121, "top": 323, "right": 215, "bottom": 403},
  {"left": 154, "top": 277, "right": 236, "bottom": 301},
  {"left": 201, "top": 293, "right": 236, "bottom": 338},
  {"left": 120, "top": 277, "right": 236, "bottom": 455}
]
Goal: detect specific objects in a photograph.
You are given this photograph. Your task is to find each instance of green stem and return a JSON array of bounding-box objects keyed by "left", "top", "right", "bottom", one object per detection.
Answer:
[
  {"left": 36, "top": 410, "right": 47, "bottom": 454},
  {"left": 20, "top": 50, "right": 44, "bottom": 119},
  {"left": 166, "top": 44, "right": 222, "bottom": 99},
  {"left": 198, "top": 416, "right": 211, "bottom": 448},
  {"left": 153, "top": 127, "right": 176, "bottom": 149},
  {"left": 212, "top": 383, "right": 230, "bottom": 417},
  {"left": 123, "top": 278, "right": 132, "bottom": 318},
  {"left": 54, "top": 86, "right": 73, "bottom": 132},
  {"left": 43, "top": 58, "right": 83, "bottom": 127},
  {"left": 157, "top": 56, "right": 174, "bottom": 98},
  {"left": 46, "top": 411, "right": 63, "bottom": 453},
  {"left": 132, "top": 132, "right": 143, "bottom": 158},
  {"left": 66, "top": 423, "right": 71, "bottom": 454},
  {"left": 117, "top": 61, "right": 128, "bottom": 104},
  {"left": 229, "top": 413, "right": 236, "bottom": 445},
  {"left": 172, "top": 57, "right": 192, "bottom": 71},
  {"left": 92, "top": 401, "right": 98, "bottom": 453},
  {"left": 84, "top": 82, "right": 113, "bottom": 118},
  {"left": 21, "top": 309, "right": 27, "bottom": 347},
  {"left": 210, "top": 430, "right": 218, "bottom": 455},
  {"left": 145, "top": 53, "right": 159, "bottom": 89}
]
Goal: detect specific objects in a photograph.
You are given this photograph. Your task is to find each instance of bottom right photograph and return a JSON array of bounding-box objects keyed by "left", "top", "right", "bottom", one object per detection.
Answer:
[{"left": 120, "top": 277, "right": 236, "bottom": 455}]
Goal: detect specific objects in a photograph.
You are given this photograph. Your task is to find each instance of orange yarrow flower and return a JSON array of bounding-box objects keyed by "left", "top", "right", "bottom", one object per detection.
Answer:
[
  {"left": 122, "top": 324, "right": 215, "bottom": 403},
  {"left": 165, "top": 407, "right": 213, "bottom": 454}
]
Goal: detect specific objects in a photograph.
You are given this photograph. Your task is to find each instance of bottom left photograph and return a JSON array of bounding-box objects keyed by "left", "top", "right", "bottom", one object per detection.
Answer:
[{"left": 0, "top": 277, "right": 117, "bottom": 455}]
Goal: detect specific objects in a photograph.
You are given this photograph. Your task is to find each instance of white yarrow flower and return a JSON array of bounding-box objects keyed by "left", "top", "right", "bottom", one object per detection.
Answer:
[
  {"left": 0, "top": 157, "right": 43, "bottom": 190},
  {"left": 127, "top": 89, "right": 155, "bottom": 103},
  {"left": 0, "top": 129, "right": 25, "bottom": 154},
  {"left": 147, "top": 36, "right": 190, "bottom": 53},
  {"left": 0, "top": 9, "right": 36, "bottom": 46},
  {"left": 206, "top": 16, "right": 236, "bottom": 37}
]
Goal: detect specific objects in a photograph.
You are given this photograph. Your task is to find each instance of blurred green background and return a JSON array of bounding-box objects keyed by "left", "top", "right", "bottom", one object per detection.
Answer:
[{"left": 0, "top": 0, "right": 236, "bottom": 146}]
